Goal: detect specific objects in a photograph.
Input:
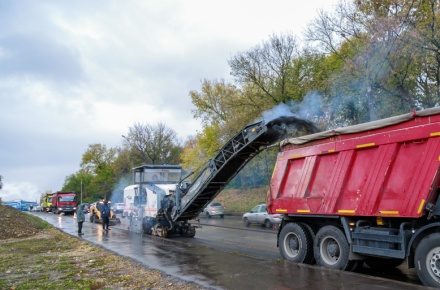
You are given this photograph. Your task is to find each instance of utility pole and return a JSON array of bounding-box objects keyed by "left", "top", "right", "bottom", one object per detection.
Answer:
[{"left": 80, "top": 163, "right": 84, "bottom": 204}]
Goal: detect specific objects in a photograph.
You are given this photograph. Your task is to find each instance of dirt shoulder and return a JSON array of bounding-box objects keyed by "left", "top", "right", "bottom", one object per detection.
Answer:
[{"left": 0, "top": 205, "right": 203, "bottom": 290}]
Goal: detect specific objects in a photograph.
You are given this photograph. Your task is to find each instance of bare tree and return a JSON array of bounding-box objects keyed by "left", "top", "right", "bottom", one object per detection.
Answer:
[
  {"left": 123, "top": 122, "right": 181, "bottom": 165},
  {"left": 228, "top": 33, "right": 300, "bottom": 105}
]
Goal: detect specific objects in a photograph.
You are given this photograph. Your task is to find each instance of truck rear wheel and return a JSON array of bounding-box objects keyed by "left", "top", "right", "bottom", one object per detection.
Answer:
[
  {"left": 279, "top": 222, "right": 314, "bottom": 264},
  {"left": 301, "top": 223, "right": 316, "bottom": 264},
  {"left": 415, "top": 232, "right": 440, "bottom": 288},
  {"left": 314, "top": 225, "right": 351, "bottom": 270}
]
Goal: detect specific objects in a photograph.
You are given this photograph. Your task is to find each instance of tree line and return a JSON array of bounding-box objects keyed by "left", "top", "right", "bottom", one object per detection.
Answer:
[
  {"left": 61, "top": 123, "right": 183, "bottom": 203},
  {"left": 62, "top": 0, "right": 440, "bottom": 203}
]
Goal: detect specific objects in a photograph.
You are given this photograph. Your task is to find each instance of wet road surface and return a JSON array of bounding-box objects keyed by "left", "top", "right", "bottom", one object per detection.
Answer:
[{"left": 32, "top": 212, "right": 433, "bottom": 290}]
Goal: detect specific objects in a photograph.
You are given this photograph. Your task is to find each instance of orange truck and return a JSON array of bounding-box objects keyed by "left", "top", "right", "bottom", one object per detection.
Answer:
[{"left": 267, "top": 107, "right": 440, "bottom": 288}]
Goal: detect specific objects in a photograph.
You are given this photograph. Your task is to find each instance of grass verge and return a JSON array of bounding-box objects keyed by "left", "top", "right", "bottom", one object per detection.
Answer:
[
  {"left": 0, "top": 222, "right": 200, "bottom": 289},
  {"left": 215, "top": 186, "right": 268, "bottom": 214}
]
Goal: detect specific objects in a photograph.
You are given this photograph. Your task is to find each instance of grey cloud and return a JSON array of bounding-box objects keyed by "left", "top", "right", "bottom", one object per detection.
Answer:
[
  {"left": 0, "top": 0, "right": 337, "bottom": 202},
  {"left": 0, "top": 32, "right": 85, "bottom": 83}
]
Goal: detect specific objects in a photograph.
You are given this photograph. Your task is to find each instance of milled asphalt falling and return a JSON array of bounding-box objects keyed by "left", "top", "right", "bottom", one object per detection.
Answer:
[{"left": 32, "top": 212, "right": 432, "bottom": 290}]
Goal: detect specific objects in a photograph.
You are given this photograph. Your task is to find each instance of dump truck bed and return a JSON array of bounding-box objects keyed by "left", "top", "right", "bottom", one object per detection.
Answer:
[{"left": 268, "top": 107, "right": 440, "bottom": 218}]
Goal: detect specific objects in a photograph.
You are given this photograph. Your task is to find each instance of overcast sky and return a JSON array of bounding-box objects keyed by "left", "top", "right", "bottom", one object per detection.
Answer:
[{"left": 0, "top": 0, "right": 338, "bottom": 203}]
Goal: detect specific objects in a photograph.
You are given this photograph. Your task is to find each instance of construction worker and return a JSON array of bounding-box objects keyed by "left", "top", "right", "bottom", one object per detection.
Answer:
[
  {"left": 77, "top": 204, "right": 85, "bottom": 235},
  {"left": 101, "top": 200, "right": 111, "bottom": 231}
]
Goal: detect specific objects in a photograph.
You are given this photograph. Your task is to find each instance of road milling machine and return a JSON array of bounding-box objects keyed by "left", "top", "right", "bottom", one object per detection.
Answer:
[{"left": 125, "top": 116, "right": 319, "bottom": 237}]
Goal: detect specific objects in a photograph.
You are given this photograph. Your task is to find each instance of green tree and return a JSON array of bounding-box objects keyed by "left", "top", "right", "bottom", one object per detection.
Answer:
[
  {"left": 111, "top": 147, "right": 134, "bottom": 180},
  {"left": 306, "top": 0, "right": 440, "bottom": 125},
  {"left": 180, "top": 135, "right": 210, "bottom": 179},
  {"left": 62, "top": 171, "right": 94, "bottom": 203},
  {"left": 187, "top": 79, "right": 262, "bottom": 178},
  {"left": 190, "top": 79, "right": 261, "bottom": 137},
  {"left": 407, "top": 0, "right": 440, "bottom": 106},
  {"left": 81, "top": 144, "right": 118, "bottom": 200}
]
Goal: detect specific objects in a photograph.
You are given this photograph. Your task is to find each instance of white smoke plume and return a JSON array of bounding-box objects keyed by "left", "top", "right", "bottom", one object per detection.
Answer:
[
  {"left": 262, "top": 103, "right": 295, "bottom": 123},
  {"left": 262, "top": 91, "right": 324, "bottom": 123}
]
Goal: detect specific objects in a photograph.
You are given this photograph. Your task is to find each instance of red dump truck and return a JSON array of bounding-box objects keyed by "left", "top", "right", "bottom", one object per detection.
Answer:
[
  {"left": 50, "top": 191, "right": 77, "bottom": 215},
  {"left": 268, "top": 107, "right": 440, "bottom": 288}
]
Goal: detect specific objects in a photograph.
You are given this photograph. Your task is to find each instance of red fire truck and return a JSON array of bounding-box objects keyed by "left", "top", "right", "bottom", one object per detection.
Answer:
[{"left": 268, "top": 107, "right": 440, "bottom": 288}]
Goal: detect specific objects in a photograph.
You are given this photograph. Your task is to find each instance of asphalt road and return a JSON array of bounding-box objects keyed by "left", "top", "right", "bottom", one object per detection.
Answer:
[{"left": 32, "top": 212, "right": 433, "bottom": 290}]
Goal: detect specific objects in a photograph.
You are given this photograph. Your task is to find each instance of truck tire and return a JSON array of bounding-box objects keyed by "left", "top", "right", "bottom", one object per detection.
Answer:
[
  {"left": 314, "top": 225, "right": 351, "bottom": 270},
  {"left": 301, "top": 223, "right": 316, "bottom": 264},
  {"left": 415, "top": 232, "right": 440, "bottom": 288},
  {"left": 279, "top": 222, "right": 314, "bottom": 264}
]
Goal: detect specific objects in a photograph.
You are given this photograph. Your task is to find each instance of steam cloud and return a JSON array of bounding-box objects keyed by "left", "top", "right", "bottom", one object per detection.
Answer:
[
  {"left": 260, "top": 92, "right": 322, "bottom": 142},
  {"left": 262, "top": 92, "right": 323, "bottom": 124}
]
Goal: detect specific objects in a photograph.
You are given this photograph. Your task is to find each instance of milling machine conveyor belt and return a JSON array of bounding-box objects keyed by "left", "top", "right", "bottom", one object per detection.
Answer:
[{"left": 173, "top": 119, "right": 285, "bottom": 222}]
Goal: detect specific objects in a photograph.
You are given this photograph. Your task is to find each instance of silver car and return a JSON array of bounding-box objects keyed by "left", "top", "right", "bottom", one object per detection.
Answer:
[
  {"left": 114, "top": 203, "right": 124, "bottom": 213},
  {"left": 203, "top": 202, "right": 225, "bottom": 218},
  {"left": 242, "top": 204, "right": 282, "bottom": 229}
]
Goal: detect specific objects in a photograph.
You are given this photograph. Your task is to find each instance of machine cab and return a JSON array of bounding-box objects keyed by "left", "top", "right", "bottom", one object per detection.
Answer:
[
  {"left": 134, "top": 165, "right": 182, "bottom": 185},
  {"left": 131, "top": 165, "right": 182, "bottom": 206}
]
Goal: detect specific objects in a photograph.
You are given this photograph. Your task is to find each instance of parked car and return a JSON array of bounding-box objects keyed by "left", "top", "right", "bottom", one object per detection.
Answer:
[
  {"left": 203, "top": 202, "right": 225, "bottom": 218},
  {"left": 242, "top": 204, "right": 282, "bottom": 229},
  {"left": 114, "top": 203, "right": 124, "bottom": 213}
]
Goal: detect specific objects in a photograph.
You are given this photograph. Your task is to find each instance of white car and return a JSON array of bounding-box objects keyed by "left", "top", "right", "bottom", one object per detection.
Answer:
[
  {"left": 202, "top": 202, "right": 225, "bottom": 218},
  {"left": 114, "top": 203, "right": 124, "bottom": 213},
  {"left": 242, "top": 204, "right": 282, "bottom": 229}
]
